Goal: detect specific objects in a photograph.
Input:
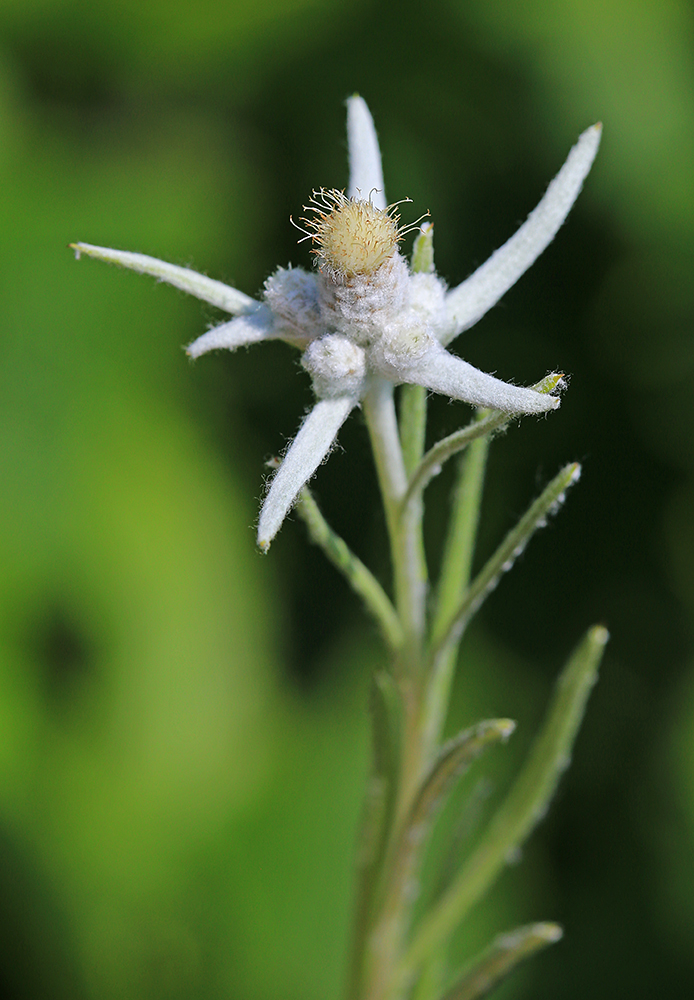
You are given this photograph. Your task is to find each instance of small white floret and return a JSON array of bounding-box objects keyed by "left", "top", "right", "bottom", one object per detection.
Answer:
[
  {"left": 302, "top": 335, "right": 366, "bottom": 399},
  {"left": 263, "top": 267, "right": 322, "bottom": 346}
]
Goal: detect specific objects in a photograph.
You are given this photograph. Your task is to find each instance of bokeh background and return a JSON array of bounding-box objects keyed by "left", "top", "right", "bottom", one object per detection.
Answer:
[{"left": 2, "top": 0, "right": 694, "bottom": 997}]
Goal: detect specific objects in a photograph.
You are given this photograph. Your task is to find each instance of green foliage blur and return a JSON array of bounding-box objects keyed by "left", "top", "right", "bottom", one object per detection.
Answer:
[{"left": 1, "top": 0, "right": 694, "bottom": 996}]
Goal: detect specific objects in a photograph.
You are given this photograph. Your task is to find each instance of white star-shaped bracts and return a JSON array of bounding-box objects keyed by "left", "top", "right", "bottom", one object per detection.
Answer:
[{"left": 72, "top": 98, "right": 600, "bottom": 551}]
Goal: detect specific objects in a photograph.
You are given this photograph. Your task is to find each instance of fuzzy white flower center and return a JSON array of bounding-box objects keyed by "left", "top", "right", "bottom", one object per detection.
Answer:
[{"left": 295, "top": 189, "right": 425, "bottom": 280}]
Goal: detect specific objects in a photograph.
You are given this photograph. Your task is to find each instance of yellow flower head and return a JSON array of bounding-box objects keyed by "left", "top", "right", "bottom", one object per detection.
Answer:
[{"left": 295, "top": 188, "right": 424, "bottom": 279}]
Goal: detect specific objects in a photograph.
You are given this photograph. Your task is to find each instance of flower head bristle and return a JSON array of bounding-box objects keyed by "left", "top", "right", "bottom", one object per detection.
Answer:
[{"left": 293, "top": 188, "right": 427, "bottom": 279}]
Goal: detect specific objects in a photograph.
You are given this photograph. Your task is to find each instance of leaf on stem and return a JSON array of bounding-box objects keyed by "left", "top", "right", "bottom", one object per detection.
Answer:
[
  {"left": 431, "top": 435, "right": 489, "bottom": 647},
  {"left": 371, "top": 670, "right": 405, "bottom": 808},
  {"left": 400, "top": 384, "right": 428, "bottom": 476},
  {"left": 443, "top": 922, "right": 563, "bottom": 1000},
  {"left": 409, "top": 720, "right": 516, "bottom": 839},
  {"left": 430, "top": 462, "right": 581, "bottom": 660},
  {"left": 364, "top": 673, "right": 402, "bottom": 892},
  {"left": 400, "top": 224, "right": 434, "bottom": 474},
  {"left": 404, "top": 374, "right": 564, "bottom": 507},
  {"left": 370, "top": 720, "right": 515, "bottom": 989},
  {"left": 402, "top": 625, "right": 608, "bottom": 977},
  {"left": 411, "top": 954, "right": 447, "bottom": 1000},
  {"left": 296, "top": 487, "right": 403, "bottom": 652},
  {"left": 70, "top": 242, "right": 254, "bottom": 313},
  {"left": 411, "top": 222, "right": 435, "bottom": 275},
  {"left": 360, "top": 670, "right": 405, "bottom": 882}
]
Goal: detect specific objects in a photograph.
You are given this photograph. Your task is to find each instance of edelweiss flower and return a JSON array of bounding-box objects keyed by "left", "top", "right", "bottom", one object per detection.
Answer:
[{"left": 71, "top": 97, "right": 600, "bottom": 551}]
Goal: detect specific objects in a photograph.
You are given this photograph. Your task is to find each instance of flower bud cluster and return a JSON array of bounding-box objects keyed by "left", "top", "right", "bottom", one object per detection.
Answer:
[
  {"left": 263, "top": 267, "right": 322, "bottom": 348},
  {"left": 302, "top": 335, "right": 366, "bottom": 398},
  {"left": 71, "top": 95, "right": 600, "bottom": 550},
  {"left": 264, "top": 192, "right": 451, "bottom": 401}
]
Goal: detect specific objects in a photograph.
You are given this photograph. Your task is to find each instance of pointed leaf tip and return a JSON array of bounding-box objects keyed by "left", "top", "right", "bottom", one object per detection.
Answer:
[
  {"left": 66, "top": 241, "right": 254, "bottom": 314},
  {"left": 443, "top": 123, "right": 602, "bottom": 341},
  {"left": 409, "top": 718, "right": 518, "bottom": 835},
  {"left": 497, "top": 719, "right": 516, "bottom": 741},
  {"left": 533, "top": 372, "right": 566, "bottom": 395},
  {"left": 589, "top": 623, "right": 609, "bottom": 646},
  {"left": 442, "top": 921, "right": 563, "bottom": 1000},
  {"left": 411, "top": 222, "right": 435, "bottom": 274},
  {"left": 347, "top": 95, "right": 386, "bottom": 209},
  {"left": 256, "top": 396, "right": 356, "bottom": 550}
]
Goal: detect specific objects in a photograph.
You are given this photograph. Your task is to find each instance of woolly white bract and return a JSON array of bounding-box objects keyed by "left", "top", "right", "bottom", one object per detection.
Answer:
[{"left": 72, "top": 97, "right": 600, "bottom": 551}]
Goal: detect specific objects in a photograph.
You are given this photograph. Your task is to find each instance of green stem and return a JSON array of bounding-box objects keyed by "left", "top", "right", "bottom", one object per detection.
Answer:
[
  {"left": 347, "top": 672, "right": 405, "bottom": 1000},
  {"left": 362, "top": 378, "right": 426, "bottom": 654},
  {"left": 400, "top": 384, "right": 428, "bottom": 476},
  {"left": 356, "top": 377, "right": 429, "bottom": 1000},
  {"left": 421, "top": 433, "right": 490, "bottom": 759}
]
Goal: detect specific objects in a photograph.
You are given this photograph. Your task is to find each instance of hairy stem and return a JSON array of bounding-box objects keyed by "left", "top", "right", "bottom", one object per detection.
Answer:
[{"left": 363, "top": 378, "right": 426, "bottom": 655}]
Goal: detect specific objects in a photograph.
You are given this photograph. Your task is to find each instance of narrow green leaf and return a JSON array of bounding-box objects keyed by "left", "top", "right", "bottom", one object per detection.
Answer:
[
  {"left": 429, "top": 462, "right": 581, "bottom": 665},
  {"left": 411, "top": 222, "right": 435, "bottom": 274},
  {"left": 409, "top": 720, "right": 516, "bottom": 837},
  {"left": 296, "top": 487, "right": 403, "bottom": 652},
  {"left": 353, "top": 672, "right": 403, "bottom": 935},
  {"left": 371, "top": 670, "right": 405, "bottom": 807},
  {"left": 402, "top": 626, "right": 608, "bottom": 977},
  {"left": 401, "top": 222, "right": 434, "bottom": 474},
  {"left": 444, "top": 922, "right": 563, "bottom": 1000},
  {"left": 404, "top": 374, "right": 564, "bottom": 507},
  {"left": 412, "top": 954, "right": 446, "bottom": 1000},
  {"left": 396, "top": 221, "right": 434, "bottom": 605}
]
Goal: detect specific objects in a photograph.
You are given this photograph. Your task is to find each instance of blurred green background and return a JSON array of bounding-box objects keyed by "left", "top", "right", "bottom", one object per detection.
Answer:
[{"left": 1, "top": 0, "right": 694, "bottom": 996}]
